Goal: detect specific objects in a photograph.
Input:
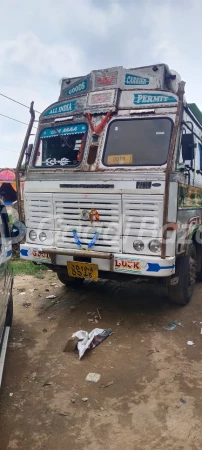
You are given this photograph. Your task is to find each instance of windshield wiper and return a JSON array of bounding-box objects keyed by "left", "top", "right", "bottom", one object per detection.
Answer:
[{"left": 53, "top": 127, "right": 72, "bottom": 149}]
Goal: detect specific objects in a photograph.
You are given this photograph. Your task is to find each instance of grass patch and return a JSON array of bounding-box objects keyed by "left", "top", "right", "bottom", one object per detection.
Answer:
[
  {"left": 8, "top": 213, "right": 15, "bottom": 226},
  {"left": 34, "top": 272, "right": 45, "bottom": 279},
  {"left": 12, "top": 260, "right": 47, "bottom": 277}
]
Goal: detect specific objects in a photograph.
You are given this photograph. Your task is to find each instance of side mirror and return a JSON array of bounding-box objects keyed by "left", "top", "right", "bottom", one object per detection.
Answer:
[
  {"left": 181, "top": 133, "right": 196, "bottom": 161},
  {"left": 11, "top": 220, "right": 26, "bottom": 244}
]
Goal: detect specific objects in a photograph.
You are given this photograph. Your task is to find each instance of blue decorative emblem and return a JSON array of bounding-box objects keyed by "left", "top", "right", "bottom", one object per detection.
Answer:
[
  {"left": 72, "top": 229, "right": 99, "bottom": 250},
  {"left": 146, "top": 263, "right": 175, "bottom": 272}
]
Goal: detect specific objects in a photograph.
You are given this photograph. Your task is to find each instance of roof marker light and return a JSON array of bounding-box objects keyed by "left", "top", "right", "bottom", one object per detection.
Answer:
[
  {"left": 54, "top": 116, "right": 74, "bottom": 123},
  {"left": 130, "top": 109, "right": 155, "bottom": 115}
]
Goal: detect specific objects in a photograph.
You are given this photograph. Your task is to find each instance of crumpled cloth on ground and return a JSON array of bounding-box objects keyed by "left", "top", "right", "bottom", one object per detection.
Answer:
[{"left": 72, "top": 328, "right": 112, "bottom": 359}]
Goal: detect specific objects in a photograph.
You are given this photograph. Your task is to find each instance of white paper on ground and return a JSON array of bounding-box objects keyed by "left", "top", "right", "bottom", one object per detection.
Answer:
[
  {"left": 72, "top": 328, "right": 104, "bottom": 359},
  {"left": 187, "top": 340, "right": 195, "bottom": 346},
  {"left": 85, "top": 373, "right": 101, "bottom": 383}
]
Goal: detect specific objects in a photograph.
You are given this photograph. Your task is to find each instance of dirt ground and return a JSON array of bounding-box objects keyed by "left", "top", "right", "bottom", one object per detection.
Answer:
[{"left": 1, "top": 271, "right": 202, "bottom": 450}]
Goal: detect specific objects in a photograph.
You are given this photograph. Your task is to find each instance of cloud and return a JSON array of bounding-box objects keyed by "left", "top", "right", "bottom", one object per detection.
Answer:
[
  {"left": 0, "top": 0, "right": 202, "bottom": 167},
  {"left": 0, "top": 32, "right": 84, "bottom": 79},
  {"left": 61, "top": 0, "right": 124, "bottom": 38},
  {"left": 0, "top": 29, "right": 85, "bottom": 168},
  {"left": 0, "top": 128, "right": 26, "bottom": 168}
]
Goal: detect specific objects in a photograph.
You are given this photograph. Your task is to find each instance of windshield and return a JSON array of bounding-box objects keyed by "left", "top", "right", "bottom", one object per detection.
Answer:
[
  {"left": 103, "top": 118, "right": 173, "bottom": 166},
  {"left": 34, "top": 123, "right": 87, "bottom": 168}
]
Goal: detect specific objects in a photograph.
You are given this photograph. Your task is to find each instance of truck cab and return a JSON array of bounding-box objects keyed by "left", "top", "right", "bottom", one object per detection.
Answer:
[{"left": 17, "top": 64, "right": 202, "bottom": 305}]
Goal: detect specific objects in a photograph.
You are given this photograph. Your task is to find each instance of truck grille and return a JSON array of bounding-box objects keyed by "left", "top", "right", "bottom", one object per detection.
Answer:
[
  {"left": 53, "top": 194, "right": 122, "bottom": 253},
  {"left": 25, "top": 193, "right": 163, "bottom": 254},
  {"left": 25, "top": 193, "right": 54, "bottom": 229},
  {"left": 122, "top": 194, "right": 163, "bottom": 237}
]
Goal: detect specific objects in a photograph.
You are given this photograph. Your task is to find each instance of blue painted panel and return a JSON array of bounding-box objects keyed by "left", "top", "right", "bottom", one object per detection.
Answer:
[
  {"left": 134, "top": 93, "right": 178, "bottom": 105},
  {"left": 125, "top": 73, "right": 149, "bottom": 86},
  {"left": 67, "top": 78, "right": 88, "bottom": 97},
  {"left": 40, "top": 124, "right": 87, "bottom": 138},
  {"left": 43, "top": 101, "right": 77, "bottom": 117}
]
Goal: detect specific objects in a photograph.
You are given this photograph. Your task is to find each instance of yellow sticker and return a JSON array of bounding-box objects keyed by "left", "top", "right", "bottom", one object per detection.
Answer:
[{"left": 107, "top": 154, "right": 133, "bottom": 165}]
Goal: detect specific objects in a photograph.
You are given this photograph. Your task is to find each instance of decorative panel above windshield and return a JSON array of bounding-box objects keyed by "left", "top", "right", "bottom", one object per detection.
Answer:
[
  {"left": 34, "top": 124, "right": 88, "bottom": 168},
  {"left": 103, "top": 118, "right": 173, "bottom": 166}
]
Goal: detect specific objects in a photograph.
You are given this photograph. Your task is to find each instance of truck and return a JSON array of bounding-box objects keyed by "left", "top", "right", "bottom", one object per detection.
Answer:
[{"left": 15, "top": 63, "right": 202, "bottom": 305}]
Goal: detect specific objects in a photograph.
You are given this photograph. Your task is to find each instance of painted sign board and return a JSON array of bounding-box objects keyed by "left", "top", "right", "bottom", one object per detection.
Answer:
[
  {"left": 42, "top": 96, "right": 87, "bottom": 117},
  {"left": 91, "top": 67, "right": 122, "bottom": 91},
  {"left": 133, "top": 93, "right": 178, "bottom": 105},
  {"left": 124, "top": 73, "right": 150, "bottom": 86},
  {"left": 40, "top": 124, "right": 87, "bottom": 138},
  {"left": 59, "top": 76, "right": 90, "bottom": 100},
  {"left": 66, "top": 77, "right": 88, "bottom": 97},
  {"left": 119, "top": 90, "right": 178, "bottom": 109},
  {"left": 121, "top": 65, "right": 166, "bottom": 90},
  {"left": 86, "top": 89, "right": 118, "bottom": 113},
  {"left": 87, "top": 89, "right": 116, "bottom": 107}
]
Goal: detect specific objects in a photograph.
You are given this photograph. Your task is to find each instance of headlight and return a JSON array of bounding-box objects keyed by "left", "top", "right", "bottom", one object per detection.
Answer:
[
  {"left": 29, "top": 230, "right": 37, "bottom": 241},
  {"left": 39, "top": 232, "right": 47, "bottom": 242},
  {"left": 149, "top": 239, "right": 161, "bottom": 253},
  {"left": 133, "top": 240, "right": 144, "bottom": 251}
]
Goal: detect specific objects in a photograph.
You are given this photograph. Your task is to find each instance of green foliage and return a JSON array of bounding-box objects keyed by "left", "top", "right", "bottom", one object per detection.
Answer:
[{"left": 12, "top": 260, "right": 47, "bottom": 278}]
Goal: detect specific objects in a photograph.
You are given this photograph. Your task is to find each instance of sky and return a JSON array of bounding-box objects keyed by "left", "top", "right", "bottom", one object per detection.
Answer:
[{"left": 0, "top": 0, "right": 201, "bottom": 168}]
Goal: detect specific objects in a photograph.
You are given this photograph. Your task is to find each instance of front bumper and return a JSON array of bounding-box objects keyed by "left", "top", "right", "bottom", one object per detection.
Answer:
[{"left": 20, "top": 243, "right": 175, "bottom": 277}]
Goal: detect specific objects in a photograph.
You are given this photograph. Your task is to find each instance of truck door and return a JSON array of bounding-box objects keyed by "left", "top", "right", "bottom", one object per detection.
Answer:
[{"left": 0, "top": 204, "right": 12, "bottom": 344}]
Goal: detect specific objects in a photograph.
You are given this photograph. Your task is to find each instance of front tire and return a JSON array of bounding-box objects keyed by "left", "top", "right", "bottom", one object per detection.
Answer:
[
  {"left": 57, "top": 271, "right": 84, "bottom": 287},
  {"left": 168, "top": 243, "right": 196, "bottom": 306}
]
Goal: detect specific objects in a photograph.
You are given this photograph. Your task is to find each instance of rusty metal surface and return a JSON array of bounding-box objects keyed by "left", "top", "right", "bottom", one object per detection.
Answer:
[
  {"left": 59, "top": 64, "right": 178, "bottom": 99},
  {"left": 161, "top": 81, "right": 185, "bottom": 258},
  {"left": 25, "top": 63, "right": 182, "bottom": 178},
  {"left": 25, "top": 171, "right": 166, "bottom": 182},
  {"left": 43, "top": 248, "right": 113, "bottom": 260},
  {"left": 28, "top": 108, "right": 177, "bottom": 175},
  {"left": 16, "top": 101, "right": 35, "bottom": 221}
]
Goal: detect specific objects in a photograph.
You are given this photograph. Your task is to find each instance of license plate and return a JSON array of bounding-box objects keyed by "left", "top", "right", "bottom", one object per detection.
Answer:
[
  {"left": 107, "top": 154, "right": 132, "bottom": 165},
  {"left": 67, "top": 261, "right": 98, "bottom": 279}
]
